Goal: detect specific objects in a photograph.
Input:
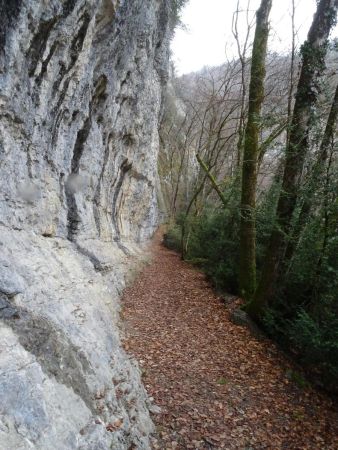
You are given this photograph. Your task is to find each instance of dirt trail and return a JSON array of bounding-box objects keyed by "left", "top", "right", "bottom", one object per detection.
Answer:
[{"left": 122, "top": 231, "right": 338, "bottom": 449}]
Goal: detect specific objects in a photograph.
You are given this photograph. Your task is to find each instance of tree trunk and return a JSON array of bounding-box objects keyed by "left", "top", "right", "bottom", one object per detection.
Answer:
[
  {"left": 284, "top": 82, "right": 338, "bottom": 264},
  {"left": 196, "top": 154, "right": 229, "bottom": 207},
  {"left": 249, "top": 0, "right": 338, "bottom": 319},
  {"left": 239, "top": 0, "right": 272, "bottom": 302}
]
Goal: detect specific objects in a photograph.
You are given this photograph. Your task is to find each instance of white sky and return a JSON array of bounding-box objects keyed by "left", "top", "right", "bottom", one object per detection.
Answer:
[{"left": 171, "top": 0, "right": 338, "bottom": 75}]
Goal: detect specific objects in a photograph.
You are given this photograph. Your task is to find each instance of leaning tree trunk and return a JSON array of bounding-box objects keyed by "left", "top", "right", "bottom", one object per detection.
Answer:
[
  {"left": 249, "top": 0, "right": 338, "bottom": 320},
  {"left": 284, "top": 81, "right": 338, "bottom": 264},
  {"left": 239, "top": 0, "right": 272, "bottom": 302}
]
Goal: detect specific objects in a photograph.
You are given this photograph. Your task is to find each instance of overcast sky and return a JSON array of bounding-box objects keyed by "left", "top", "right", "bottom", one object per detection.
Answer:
[{"left": 171, "top": 0, "right": 338, "bottom": 75}]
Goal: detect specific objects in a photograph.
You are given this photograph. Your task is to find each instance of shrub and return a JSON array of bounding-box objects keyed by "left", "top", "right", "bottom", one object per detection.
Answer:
[
  {"left": 163, "top": 225, "right": 181, "bottom": 251},
  {"left": 163, "top": 172, "right": 338, "bottom": 389},
  {"left": 164, "top": 206, "right": 241, "bottom": 294}
]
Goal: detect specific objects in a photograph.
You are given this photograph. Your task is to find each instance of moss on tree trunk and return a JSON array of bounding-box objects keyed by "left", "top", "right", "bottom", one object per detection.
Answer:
[
  {"left": 249, "top": 0, "right": 338, "bottom": 320},
  {"left": 239, "top": 0, "right": 272, "bottom": 302}
]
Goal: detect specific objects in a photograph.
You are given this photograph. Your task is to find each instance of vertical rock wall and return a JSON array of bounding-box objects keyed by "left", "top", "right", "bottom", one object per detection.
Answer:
[
  {"left": 0, "top": 0, "right": 170, "bottom": 242},
  {"left": 0, "top": 1, "right": 171, "bottom": 448}
]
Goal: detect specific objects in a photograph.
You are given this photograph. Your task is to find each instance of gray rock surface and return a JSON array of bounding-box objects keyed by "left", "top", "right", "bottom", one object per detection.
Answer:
[{"left": 0, "top": 0, "right": 172, "bottom": 448}]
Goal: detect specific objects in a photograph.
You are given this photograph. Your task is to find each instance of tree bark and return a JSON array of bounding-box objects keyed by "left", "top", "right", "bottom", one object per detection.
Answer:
[
  {"left": 249, "top": 0, "right": 338, "bottom": 319},
  {"left": 239, "top": 0, "right": 272, "bottom": 302},
  {"left": 284, "top": 82, "right": 338, "bottom": 264},
  {"left": 196, "top": 153, "right": 229, "bottom": 207}
]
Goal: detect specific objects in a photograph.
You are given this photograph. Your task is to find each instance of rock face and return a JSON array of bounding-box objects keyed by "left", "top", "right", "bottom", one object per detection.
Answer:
[{"left": 0, "top": 1, "right": 171, "bottom": 448}]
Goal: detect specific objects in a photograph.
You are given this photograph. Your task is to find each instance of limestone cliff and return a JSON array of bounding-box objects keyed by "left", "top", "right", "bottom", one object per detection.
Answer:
[{"left": 0, "top": 1, "right": 171, "bottom": 448}]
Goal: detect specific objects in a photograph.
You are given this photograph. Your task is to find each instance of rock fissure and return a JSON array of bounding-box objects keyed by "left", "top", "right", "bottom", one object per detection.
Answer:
[
  {"left": 28, "top": 17, "right": 58, "bottom": 77},
  {"left": 0, "top": 0, "right": 23, "bottom": 52},
  {"left": 66, "top": 116, "right": 91, "bottom": 241},
  {"left": 111, "top": 157, "right": 133, "bottom": 244}
]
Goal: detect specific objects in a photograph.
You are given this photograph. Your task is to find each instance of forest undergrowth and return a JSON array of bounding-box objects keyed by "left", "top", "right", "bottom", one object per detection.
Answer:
[{"left": 122, "top": 231, "right": 338, "bottom": 450}]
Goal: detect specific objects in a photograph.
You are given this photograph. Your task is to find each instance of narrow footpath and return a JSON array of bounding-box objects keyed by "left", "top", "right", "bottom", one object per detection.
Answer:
[{"left": 122, "top": 232, "right": 338, "bottom": 450}]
